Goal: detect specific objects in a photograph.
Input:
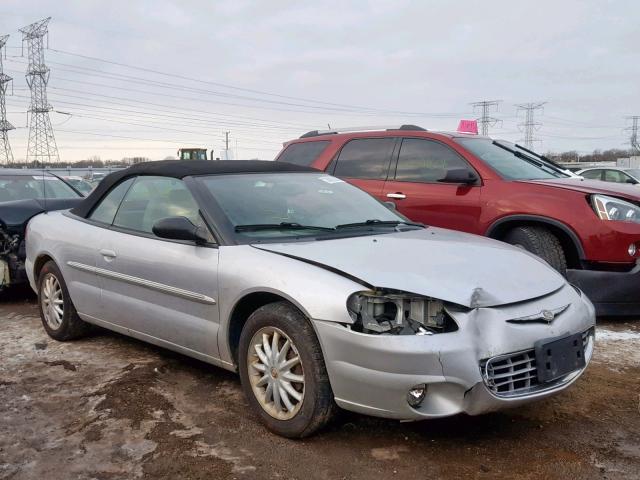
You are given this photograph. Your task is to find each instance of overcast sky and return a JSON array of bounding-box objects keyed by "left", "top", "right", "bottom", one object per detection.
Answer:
[{"left": 0, "top": 0, "right": 638, "bottom": 162}]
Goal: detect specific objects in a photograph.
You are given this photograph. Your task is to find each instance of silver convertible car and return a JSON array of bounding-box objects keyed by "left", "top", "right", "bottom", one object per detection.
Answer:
[{"left": 26, "top": 160, "right": 595, "bottom": 437}]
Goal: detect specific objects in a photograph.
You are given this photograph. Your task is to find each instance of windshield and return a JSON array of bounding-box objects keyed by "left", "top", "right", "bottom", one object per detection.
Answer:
[
  {"left": 0, "top": 174, "right": 81, "bottom": 202},
  {"left": 628, "top": 169, "right": 640, "bottom": 179},
  {"left": 456, "top": 138, "right": 569, "bottom": 180},
  {"left": 197, "top": 172, "right": 414, "bottom": 241}
]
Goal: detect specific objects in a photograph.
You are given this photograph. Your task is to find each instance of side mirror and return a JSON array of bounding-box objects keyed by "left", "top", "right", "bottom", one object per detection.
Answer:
[
  {"left": 626, "top": 178, "right": 637, "bottom": 185},
  {"left": 383, "top": 201, "right": 397, "bottom": 210},
  {"left": 438, "top": 168, "right": 478, "bottom": 185},
  {"left": 152, "top": 216, "right": 209, "bottom": 244}
]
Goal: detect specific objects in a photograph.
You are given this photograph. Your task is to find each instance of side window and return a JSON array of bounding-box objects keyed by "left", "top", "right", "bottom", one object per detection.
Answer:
[
  {"left": 89, "top": 178, "right": 135, "bottom": 225},
  {"left": 604, "top": 170, "right": 626, "bottom": 183},
  {"left": 113, "top": 176, "right": 201, "bottom": 235},
  {"left": 395, "top": 138, "right": 471, "bottom": 183},
  {"left": 333, "top": 138, "right": 395, "bottom": 180},
  {"left": 276, "top": 141, "right": 330, "bottom": 167},
  {"left": 580, "top": 170, "right": 602, "bottom": 180}
]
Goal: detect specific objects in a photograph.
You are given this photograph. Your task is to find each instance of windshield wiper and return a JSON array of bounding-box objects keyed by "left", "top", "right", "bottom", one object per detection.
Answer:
[
  {"left": 493, "top": 141, "right": 564, "bottom": 177},
  {"left": 235, "top": 222, "right": 334, "bottom": 232},
  {"left": 335, "top": 219, "right": 423, "bottom": 230}
]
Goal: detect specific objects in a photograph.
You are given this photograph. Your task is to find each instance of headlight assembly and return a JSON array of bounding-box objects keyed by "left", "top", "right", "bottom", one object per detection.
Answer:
[
  {"left": 346, "top": 290, "right": 459, "bottom": 335},
  {"left": 591, "top": 194, "right": 640, "bottom": 224}
]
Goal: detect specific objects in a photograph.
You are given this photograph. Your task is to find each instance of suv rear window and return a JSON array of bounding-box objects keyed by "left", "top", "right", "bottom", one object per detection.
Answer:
[
  {"left": 333, "top": 138, "right": 395, "bottom": 179},
  {"left": 277, "top": 141, "right": 330, "bottom": 167}
]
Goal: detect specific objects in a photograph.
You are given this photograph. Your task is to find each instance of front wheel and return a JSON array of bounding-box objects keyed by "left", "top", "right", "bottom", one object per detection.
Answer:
[
  {"left": 504, "top": 226, "right": 567, "bottom": 276},
  {"left": 37, "top": 260, "right": 90, "bottom": 341},
  {"left": 238, "top": 301, "right": 335, "bottom": 438}
]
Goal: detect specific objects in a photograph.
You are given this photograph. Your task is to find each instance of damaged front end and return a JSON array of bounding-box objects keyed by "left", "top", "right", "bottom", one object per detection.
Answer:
[
  {"left": 346, "top": 290, "right": 460, "bottom": 335},
  {"left": 0, "top": 220, "right": 25, "bottom": 291},
  {"left": 0, "top": 197, "right": 83, "bottom": 291}
]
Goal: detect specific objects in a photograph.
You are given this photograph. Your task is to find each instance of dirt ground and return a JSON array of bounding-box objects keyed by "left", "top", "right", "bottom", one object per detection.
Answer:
[{"left": 1, "top": 289, "right": 639, "bottom": 480}]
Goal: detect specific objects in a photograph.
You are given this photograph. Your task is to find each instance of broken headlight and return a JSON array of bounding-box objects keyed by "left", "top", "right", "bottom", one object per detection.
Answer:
[{"left": 346, "top": 290, "right": 458, "bottom": 335}]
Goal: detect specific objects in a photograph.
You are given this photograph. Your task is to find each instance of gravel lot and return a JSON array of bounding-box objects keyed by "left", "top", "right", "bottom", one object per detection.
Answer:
[{"left": 1, "top": 288, "right": 639, "bottom": 480}]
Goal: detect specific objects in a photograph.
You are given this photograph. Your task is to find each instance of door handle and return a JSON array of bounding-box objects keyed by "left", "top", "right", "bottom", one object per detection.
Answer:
[
  {"left": 386, "top": 192, "right": 407, "bottom": 200},
  {"left": 99, "top": 249, "right": 117, "bottom": 259}
]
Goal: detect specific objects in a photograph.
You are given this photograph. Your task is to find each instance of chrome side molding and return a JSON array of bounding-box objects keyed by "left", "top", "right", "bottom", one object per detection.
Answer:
[{"left": 67, "top": 261, "right": 217, "bottom": 305}]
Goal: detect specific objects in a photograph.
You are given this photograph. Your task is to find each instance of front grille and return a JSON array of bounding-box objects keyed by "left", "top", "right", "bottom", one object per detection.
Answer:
[
  {"left": 481, "top": 328, "right": 593, "bottom": 398},
  {"left": 483, "top": 349, "right": 539, "bottom": 396}
]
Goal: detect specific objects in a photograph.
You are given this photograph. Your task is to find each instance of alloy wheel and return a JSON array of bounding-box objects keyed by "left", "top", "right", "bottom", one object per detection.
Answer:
[
  {"left": 41, "top": 273, "right": 64, "bottom": 330},
  {"left": 247, "top": 326, "right": 305, "bottom": 420}
]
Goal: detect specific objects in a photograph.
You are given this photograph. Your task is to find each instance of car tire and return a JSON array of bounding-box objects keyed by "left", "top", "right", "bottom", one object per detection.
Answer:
[
  {"left": 505, "top": 226, "right": 567, "bottom": 275},
  {"left": 37, "top": 260, "right": 90, "bottom": 341},
  {"left": 238, "top": 301, "right": 336, "bottom": 438}
]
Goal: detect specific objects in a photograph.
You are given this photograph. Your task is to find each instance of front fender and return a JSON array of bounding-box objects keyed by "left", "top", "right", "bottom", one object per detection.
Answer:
[{"left": 216, "top": 245, "right": 366, "bottom": 363}]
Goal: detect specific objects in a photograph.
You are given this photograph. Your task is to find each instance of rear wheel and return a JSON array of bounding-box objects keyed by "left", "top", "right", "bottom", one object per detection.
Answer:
[
  {"left": 238, "top": 301, "right": 335, "bottom": 438},
  {"left": 37, "top": 261, "right": 90, "bottom": 341},
  {"left": 504, "top": 226, "right": 567, "bottom": 276}
]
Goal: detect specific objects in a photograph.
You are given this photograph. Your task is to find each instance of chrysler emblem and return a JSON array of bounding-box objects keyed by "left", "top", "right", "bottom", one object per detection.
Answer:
[{"left": 507, "top": 304, "right": 570, "bottom": 324}]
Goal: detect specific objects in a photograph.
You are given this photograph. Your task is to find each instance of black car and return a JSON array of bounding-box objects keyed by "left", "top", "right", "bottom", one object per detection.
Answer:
[{"left": 0, "top": 169, "right": 83, "bottom": 291}]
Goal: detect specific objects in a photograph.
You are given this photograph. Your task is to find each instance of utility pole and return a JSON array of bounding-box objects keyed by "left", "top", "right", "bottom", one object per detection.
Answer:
[
  {"left": 222, "top": 131, "right": 231, "bottom": 160},
  {"left": 20, "top": 17, "right": 59, "bottom": 165},
  {"left": 624, "top": 116, "right": 640, "bottom": 153},
  {"left": 0, "top": 34, "right": 14, "bottom": 164},
  {"left": 515, "top": 102, "right": 546, "bottom": 149},
  {"left": 470, "top": 100, "right": 502, "bottom": 136}
]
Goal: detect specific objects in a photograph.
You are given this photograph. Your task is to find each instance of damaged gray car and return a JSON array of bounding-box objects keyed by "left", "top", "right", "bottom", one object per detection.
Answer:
[{"left": 25, "top": 160, "right": 595, "bottom": 437}]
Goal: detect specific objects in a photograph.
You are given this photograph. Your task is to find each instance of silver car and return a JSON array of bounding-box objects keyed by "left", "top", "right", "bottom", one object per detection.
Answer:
[{"left": 26, "top": 160, "right": 595, "bottom": 437}]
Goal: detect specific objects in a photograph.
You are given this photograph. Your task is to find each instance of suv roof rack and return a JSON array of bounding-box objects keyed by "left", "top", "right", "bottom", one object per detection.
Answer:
[{"left": 299, "top": 124, "right": 426, "bottom": 138}]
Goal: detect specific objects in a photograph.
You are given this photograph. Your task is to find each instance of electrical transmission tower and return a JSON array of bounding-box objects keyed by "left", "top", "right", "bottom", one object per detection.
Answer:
[
  {"left": 515, "top": 102, "right": 546, "bottom": 149},
  {"left": 0, "top": 34, "right": 14, "bottom": 164},
  {"left": 20, "top": 17, "right": 59, "bottom": 165},
  {"left": 624, "top": 116, "right": 640, "bottom": 153},
  {"left": 470, "top": 100, "right": 502, "bottom": 136}
]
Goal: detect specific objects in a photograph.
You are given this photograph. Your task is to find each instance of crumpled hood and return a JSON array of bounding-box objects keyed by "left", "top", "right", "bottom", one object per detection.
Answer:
[
  {"left": 253, "top": 228, "right": 566, "bottom": 308},
  {"left": 522, "top": 178, "right": 640, "bottom": 200}
]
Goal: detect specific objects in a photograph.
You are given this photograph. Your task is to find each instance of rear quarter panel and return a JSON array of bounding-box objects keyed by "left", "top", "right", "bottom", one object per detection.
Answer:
[{"left": 26, "top": 211, "right": 102, "bottom": 315}]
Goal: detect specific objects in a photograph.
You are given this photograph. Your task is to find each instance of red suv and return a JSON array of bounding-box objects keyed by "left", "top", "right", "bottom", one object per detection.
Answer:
[{"left": 276, "top": 126, "right": 640, "bottom": 316}]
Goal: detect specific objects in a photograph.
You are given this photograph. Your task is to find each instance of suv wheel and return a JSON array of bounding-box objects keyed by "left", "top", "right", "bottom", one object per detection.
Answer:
[
  {"left": 505, "top": 226, "right": 567, "bottom": 276},
  {"left": 238, "top": 301, "right": 335, "bottom": 438},
  {"left": 37, "top": 260, "right": 90, "bottom": 341}
]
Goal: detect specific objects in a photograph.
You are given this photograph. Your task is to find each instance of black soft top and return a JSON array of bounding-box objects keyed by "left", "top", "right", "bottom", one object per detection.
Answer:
[{"left": 70, "top": 160, "right": 315, "bottom": 218}]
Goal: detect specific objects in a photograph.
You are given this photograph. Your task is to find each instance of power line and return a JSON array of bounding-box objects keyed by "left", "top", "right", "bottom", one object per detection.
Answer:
[
  {"left": 515, "top": 102, "right": 546, "bottom": 148},
  {"left": 20, "top": 17, "right": 59, "bottom": 164},
  {"left": 470, "top": 100, "right": 501, "bottom": 136},
  {"left": 54, "top": 129, "right": 276, "bottom": 152},
  {"left": 8, "top": 56, "right": 321, "bottom": 129},
  {"left": 0, "top": 34, "right": 15, "bottom": 164},
  {"left": 46, "top": 48, "right": 467, "bottom": 118}
]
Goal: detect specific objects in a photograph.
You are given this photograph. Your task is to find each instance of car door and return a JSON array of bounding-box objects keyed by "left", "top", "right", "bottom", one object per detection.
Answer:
[
  {"left": 66, "top": 177, "right": 136, "bottom": 319},
  {"left": 382, "top": 138, "right": 482, "bottom": 232},
  {"left": 96, "top": 175, "right": 221, "bottom": 359},
  {"left": 329, "top": 137, "right": 396, "bottom": 200}
]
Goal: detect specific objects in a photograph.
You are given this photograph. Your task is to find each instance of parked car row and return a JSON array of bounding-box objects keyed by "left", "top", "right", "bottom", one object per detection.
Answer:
[
  {"left": 276, "top": 126, "right": 640, "bottom": 316},
  {"left": 1, "top": 126, "right": 635, "bottom": 437}
]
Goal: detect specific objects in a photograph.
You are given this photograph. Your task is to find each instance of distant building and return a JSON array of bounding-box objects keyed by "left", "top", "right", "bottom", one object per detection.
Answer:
[{"left": 617, "top": 156, "right": 640, "bottom": 168}]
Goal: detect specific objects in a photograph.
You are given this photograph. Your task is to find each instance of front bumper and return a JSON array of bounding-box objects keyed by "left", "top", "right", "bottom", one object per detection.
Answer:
[
  {"left": 568, "top": 262, "right": 640, "bottom": 316},
  {"left": 313, "top": 286, "right": 595, "bottom": 421}
]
